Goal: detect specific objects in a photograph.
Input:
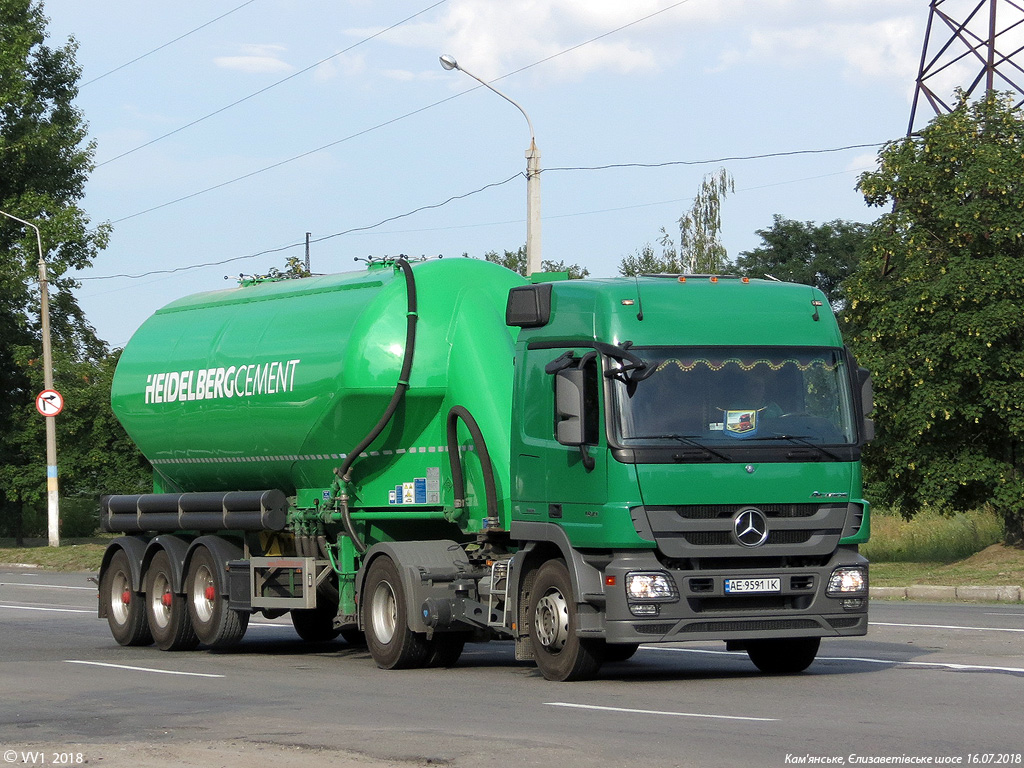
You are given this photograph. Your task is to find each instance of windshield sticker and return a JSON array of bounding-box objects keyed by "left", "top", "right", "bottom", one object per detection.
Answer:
[{"left": 724, "top": 409, "right": 760, "bottom": 438}]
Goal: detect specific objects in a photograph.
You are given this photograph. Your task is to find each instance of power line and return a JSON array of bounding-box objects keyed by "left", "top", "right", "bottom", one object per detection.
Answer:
[
  {"left": 106, "top": 0, "right": 698, "bottom": 223},
  {"left": 83, "top": 140, "right": 878, "bottom": 282},
  {"left": 81, "top": 1, "right": 261, "bottom": 87},
  {"left": 94, "top": 0, "right": 449, "bottom": 168},
  {"left": 544, "top": 143, "right": 884, "bottom": 173},
  {"left": 80, "top": 173, "right": 523, "bottom": 280}
]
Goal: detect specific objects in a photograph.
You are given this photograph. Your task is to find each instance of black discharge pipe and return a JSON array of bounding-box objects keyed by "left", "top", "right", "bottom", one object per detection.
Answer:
[
  {"left": 334, "top": 258, "right": 418, "bottom": 554},
  {"left": 445, "top": 405, "right": 499, "bottom": 523}
]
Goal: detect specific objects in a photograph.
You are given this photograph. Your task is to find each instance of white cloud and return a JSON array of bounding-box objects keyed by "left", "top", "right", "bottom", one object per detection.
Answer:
[{"left": 214, "top": 44, "right": 294, "bottom": 75}]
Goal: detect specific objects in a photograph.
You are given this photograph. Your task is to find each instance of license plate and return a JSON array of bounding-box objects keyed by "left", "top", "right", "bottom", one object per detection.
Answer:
[{"left": 725, "top": 577, "right": 781, "bottom": 594}]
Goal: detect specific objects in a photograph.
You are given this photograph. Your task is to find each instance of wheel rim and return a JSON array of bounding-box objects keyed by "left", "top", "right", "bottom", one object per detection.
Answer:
[
  {"left": 370, "top": 579, "right": 398, "bottom": 645},
  {"left": 149, "top": 571, "right": 172, "bottom": 629},
  {"left": 534, "top": 587, "right": 570, "bottom": 652},
  {"left": 109, "top": 569, "right": 132, "bottom": 625},
  {"left": 191, "top": 564, "right": 215, "bottom": 624}
]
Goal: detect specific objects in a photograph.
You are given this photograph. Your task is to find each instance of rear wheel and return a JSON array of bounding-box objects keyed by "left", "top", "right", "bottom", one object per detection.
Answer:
[
  {"left": 363, "top": 556, "right": 431, "bottom": 669},
  {"left": 291, "top": 599, "right": 342, "bottom": 643},
  {"left": 145, "top": 550, "right": 199, "bottom": 651},
  {"left": 528, "top": 559, "right": 604, "bottom": 681},
  {"left": 100, "top": 550, "right": 152, "bottom": 646},
  {"left": 186, "top": 547, "right": 248, "bottom": 648},
  {"left": 745, "top": 637, "right": 820, "bottom": 674},
  {"left": 426, "top": 632, "right": 469, "bottom": 668}
]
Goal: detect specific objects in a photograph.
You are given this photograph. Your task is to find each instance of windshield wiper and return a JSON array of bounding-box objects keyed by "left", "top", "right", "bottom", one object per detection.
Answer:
[
  {"left": 630, "top": 434, "right": 731, "bottom": 462},
  {"left": 759, "top": 434, "right": 844, "bottom": 461}
]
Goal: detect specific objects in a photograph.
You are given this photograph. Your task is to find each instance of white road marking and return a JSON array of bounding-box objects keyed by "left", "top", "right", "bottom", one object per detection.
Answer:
[
  {"left": 818, "top": 655, "right": 1024, "bottom": 674},
  {"left": 65, "top": 660, "right": 225, "bottom": 678},
  {"left": 545, "top": 702, "right": 778, "bottom": 722},
  {"left": 0, "top": 582, "right": 95, "bottom": 590},
  {"left": 644, "top": 646, "right": 1024, "bottom": 674},
  {"left": 871, "top": 621, "right": 1024, "bottom": 633},
  {"left": 0, "top": 604, "right": 92, "bottom": 614}
]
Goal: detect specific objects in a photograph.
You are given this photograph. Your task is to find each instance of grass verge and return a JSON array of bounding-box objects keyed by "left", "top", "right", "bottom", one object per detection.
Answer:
[{"left": 0, "top": 536, "right": 112, "bottom": 572}]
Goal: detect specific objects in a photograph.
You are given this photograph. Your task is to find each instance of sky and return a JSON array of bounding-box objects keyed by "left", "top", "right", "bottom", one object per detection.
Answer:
[{"left": 35, "top": 0, "right": 982, "bottom": 348}]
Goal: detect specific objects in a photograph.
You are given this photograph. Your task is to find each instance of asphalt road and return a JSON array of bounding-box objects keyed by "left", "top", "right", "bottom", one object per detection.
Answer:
[{"left": 1, "top": 568, "right": 1022, "bottom": 768}]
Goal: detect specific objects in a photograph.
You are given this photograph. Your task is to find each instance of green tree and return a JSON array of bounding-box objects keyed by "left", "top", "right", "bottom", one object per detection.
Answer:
[
  {"left": 619, "top": 168, "right": 734, "bottom": 276},
  {"left": 734, "top": 215, "right": 869, "bottom": 310},
  {"left": 846, "top": 91, "right": 1024, "bottom": 541},
  {"left": 482, "top": 245, "right": 589, "bottom": 279},
  {"left": 1, "top": 0, "right": 147, "bottom": 540},
  {"left": 618, "top": 242, "right": 683, "bottom": 276}
]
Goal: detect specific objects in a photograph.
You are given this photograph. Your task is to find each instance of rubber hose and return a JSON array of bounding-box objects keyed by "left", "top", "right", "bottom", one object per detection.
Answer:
[
  {"left": 335, "top": 258, "right": 418, "bottom": 554},
  {"left": 445, "top": 405, "right": 499, "bottom": 521}
]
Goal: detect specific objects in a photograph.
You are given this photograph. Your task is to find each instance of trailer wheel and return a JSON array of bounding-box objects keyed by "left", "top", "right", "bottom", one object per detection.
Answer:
[
  {"left": 100, "top": 549, "right": 153, "bottom": 646},
  {"left": 363, "top": 556, "right": 431, "bottom": 669},
  {"left": 145, "top": 550, "right": 199, "bottom": 651},
  {"left": 186, "top": 547, "right": 248, "bottom": 648},
  {"left": 745, "top": 637, "right": 820, "bottom": 674},
  {"left": 528, "top": 559, "right": 604, "bottom": 682}
]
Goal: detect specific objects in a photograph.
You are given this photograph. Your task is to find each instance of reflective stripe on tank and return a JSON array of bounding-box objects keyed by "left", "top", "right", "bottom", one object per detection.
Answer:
[{"left": 149, "top": 444, "right": 474, "bottom": 465}]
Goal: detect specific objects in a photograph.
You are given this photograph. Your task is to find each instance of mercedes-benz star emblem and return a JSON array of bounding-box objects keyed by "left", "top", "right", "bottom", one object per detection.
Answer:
[{"left": 733, "top": 508, "right": 769, "bottom": 547}]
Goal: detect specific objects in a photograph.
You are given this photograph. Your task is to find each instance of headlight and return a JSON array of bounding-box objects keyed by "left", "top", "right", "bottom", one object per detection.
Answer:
[
  {"left": 827, "top": 566, "right": 868, "bottom": 596},
  {"left": 625, "top": 572, "right": 679, "bottom": 601}
]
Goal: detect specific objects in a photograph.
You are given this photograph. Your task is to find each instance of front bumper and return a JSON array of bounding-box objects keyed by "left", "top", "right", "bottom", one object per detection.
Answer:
[{"left": 597, "top": 547, "right": 868, "bottom": 645}]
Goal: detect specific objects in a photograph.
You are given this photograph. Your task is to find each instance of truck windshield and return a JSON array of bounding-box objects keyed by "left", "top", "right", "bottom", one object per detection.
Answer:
[{"left": 611, "top": 346, "right": 856, "bottom": 446}]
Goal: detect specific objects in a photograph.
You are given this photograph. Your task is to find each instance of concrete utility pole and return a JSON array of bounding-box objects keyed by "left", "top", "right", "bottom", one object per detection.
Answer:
[
  {"left": 0, "top": 209, "right": 60, "bottom": 547},
  {"left": 439, "top": 54, "right": 542, "bottom": 276}
]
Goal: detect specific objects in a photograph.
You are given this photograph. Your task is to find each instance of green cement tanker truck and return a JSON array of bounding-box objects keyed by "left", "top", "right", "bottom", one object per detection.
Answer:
[{"left": 96, "top": 257, "right": 873, "bottom": 681}]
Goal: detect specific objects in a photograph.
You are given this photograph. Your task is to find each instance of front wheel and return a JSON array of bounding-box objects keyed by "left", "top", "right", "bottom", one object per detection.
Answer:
[
  {"left": 528, "top": 559, "right": 604, "bottom": 682},
  {"left": 186, "top": 547, "right": 248, "bottom": 648},
  {"left": 363, "top": 556, "right": 432, "bottom": 669},
  {"left": 100, "top": 549, "right": 152, "bottom": 647},
  {"left": 745, "top": 637, "right": 820, "bottom": 674}
]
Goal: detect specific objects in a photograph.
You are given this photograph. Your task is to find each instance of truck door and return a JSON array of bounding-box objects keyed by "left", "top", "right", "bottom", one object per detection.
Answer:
[{"left": 511, "top": 345, "right": 608, "bottom": 530}]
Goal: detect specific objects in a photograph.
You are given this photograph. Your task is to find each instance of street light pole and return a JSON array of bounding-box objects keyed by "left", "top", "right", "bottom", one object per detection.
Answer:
[
  {"left": 0, "top": 209, "right": 60, "bottom": 547},
  {"left": 439, "top": 54, "right": 542, "bottom": 276}
]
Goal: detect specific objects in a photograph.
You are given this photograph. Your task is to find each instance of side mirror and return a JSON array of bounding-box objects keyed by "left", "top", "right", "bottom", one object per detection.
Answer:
[
  {"left": 555, "top": 368, "right": 586, "bottom": 446},
  {"left": 858, "top": 367, "right": 875, "bottom": 442}
]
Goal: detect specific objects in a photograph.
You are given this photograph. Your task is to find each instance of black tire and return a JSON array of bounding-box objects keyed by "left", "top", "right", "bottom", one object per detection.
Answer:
[
  {"left": 340, "top": 627, "right": 367, "bottom": 647},
  {"left": 100, "top": 550, "right": 153, "bottom": 647},
  {"left": 363, "top": 556, "right": 432, "bottom": 669},
  {"left": 426, "top": 632, "right": 469, "bottom": 668},
  {"left": 746, "top": 637, "right": 820, "bottom": 674},
  {"left": 144, "top": 550, "right": 199, "bottom": 652},
  {"left": 186, "top": 547, "right": 248, "bottom": 648},
  {"left": 528, "top": 560, "right": 604, "bottom": 682},
  {"left": 604, "top": 643, "right": 640, "bottom": 663},
  {"left": 291, "top": 600, "right": 342, "bottom": 643}
]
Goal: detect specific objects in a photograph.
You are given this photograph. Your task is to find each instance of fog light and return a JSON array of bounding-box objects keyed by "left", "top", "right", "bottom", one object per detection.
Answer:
[
  {"left": 827, "top": 566, "right": 867, "bottom": 596},
  {"left": 625, "top": 572, "right": 679, "bottom": 601},
  {"left": 842, "top": 598, "right": 866, "bottom": 610},
  {"left": 630, "top": 603, "right": 659, "bottom": 616}
]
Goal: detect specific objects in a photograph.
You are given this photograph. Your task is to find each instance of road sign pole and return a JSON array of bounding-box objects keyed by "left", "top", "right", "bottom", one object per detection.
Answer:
[
  {"left": 39, "top": 257, "right": 59, "bottom": 548},
  {"left": 1, "top": 208, "right": 59, "bottom": 548}
]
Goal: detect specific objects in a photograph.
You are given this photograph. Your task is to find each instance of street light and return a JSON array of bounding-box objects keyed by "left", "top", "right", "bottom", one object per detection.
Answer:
[
  {"left": 440, "top": 54, "right": 542, "bottom": 276},
  {"left": 0, "top": 209, "right": 60, "bottom": 547}
]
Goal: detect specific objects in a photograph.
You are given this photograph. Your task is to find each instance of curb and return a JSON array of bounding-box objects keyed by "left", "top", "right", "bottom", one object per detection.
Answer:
[{"left": 870, "top": 585, "right": 1023, "bottom": 603}]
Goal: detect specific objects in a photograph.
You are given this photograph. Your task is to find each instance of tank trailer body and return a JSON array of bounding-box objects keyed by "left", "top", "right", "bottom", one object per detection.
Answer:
[{"left": 97, "top": 258, "right": 873, "bottom": 680}]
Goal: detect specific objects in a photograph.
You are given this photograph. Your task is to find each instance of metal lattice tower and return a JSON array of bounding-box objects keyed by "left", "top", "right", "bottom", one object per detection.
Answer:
[{"left": 908, "top": 0, "right": 1024, "bottom": 134}]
